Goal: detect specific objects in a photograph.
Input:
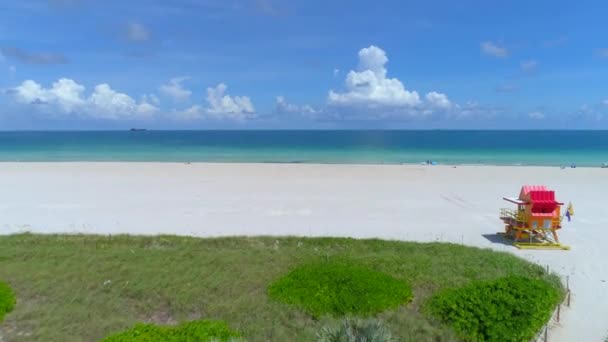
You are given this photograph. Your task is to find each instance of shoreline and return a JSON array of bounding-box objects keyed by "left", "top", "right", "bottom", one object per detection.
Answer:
[{"left": 0, "top": 160, "right": 606, "bottom": 168}]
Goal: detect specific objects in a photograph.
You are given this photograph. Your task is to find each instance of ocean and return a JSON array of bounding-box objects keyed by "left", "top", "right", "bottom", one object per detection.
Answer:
[{"left": 0, "top": 130, "right": 607, "bottom": 166}]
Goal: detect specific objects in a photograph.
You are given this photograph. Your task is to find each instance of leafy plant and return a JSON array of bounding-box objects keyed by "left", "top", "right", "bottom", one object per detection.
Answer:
[
  {"left": 317, "top": 319, "right": 395, "bottom": 342},
  {"left": 268, "top": 260, "right": 412, "bottom": 317},
  {"left": 0, "top": 281, "right": 16, "bottom": 322},
  {"left": 101, "top": 320, "right": 240, "bottom": 342},
  {"left": 426, "top": 276, "right": 560, "bottom": 342}
]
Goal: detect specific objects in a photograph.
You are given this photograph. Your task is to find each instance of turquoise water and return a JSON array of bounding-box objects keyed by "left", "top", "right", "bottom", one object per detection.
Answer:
[{"left": 0, "top": 131, "right": 607, "bottom": 166}]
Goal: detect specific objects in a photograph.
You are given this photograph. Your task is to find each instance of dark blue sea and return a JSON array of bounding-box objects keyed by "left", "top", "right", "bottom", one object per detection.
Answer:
[{"left": 0, "top": 130, "right": 607, "bottom": 166}]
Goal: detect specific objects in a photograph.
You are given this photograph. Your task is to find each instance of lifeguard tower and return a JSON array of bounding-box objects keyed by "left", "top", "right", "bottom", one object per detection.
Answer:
[{"left": 500, "top": 185, "right": 569, "bottom": 250}]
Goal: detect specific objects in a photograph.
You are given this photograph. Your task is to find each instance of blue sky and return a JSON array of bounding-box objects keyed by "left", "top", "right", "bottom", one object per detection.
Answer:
[{"left": 1, "top": 0, "right": 608, "bottom": 129}]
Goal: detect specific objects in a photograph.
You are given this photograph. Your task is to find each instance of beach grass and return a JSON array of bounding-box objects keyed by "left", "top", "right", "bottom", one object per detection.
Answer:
[
  {"left": 101, "top": 319, "right": 241, "bottom": 342},
  {"left": 0, "top": 234, "right": 561, "bottom": 341},
  {"left": 0, "top": 281, "right": 16, "bottom": 323},
  {"left": 268, "top": 260, "right": 413, "bottom": 318}
]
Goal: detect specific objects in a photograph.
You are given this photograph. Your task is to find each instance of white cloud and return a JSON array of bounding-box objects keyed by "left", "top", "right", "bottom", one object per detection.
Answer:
[
  {"left": 89, "top": 84, "right": 155, "bottom": 119},
  {"left": 142, "top": 94, "right": 160, "bottom": 106},
  {"left": 275, "top": 96, "right": 317, "bottom": 116},
  {"left": 174, "top": 105, "right": 204, "bottom": 121},
  {"left": 205, "top": 83, "right": 255, "bottom": 120},
  {"left": 174, "top": 84, "right": 256, "bottom": 121},
  {"left": 326, "top": 45, "right": 461, "bottom": 121},
  {"left": 328, "top": 45, "right": 421, "bottom": 108},
  {"left": 11, "top": 78, "right": 158, "bottom": 119},
  {"left": 481, "top": 41, "right": 508, "bottom": 58},
  {"left": 448, "top": 101, "right": 501, "bottom": 120},
  {"left": 126, "top": 23, "right": 150, "bottom": 42},
  {"left": 13, "top": 80, "right": 50, "bottom": 103},
  {"left": 520, "top": 60, "right": 538, "bottom": 73},
  {"left": 159, "top": 77, "right": 192, "bottom": 101},
  {"left": 575, "top": 104, "right": 604, "bottom": 122},
  {"left": 425, "top": 91, "right": 452, "bottom": 109},
  {"left": 13, "top": 78, "right": 85, "bottom": 112},
  {"left": 275, "top": 96, "right": 298, "bottom": 113},
  {"left": 528, "top": 111, "right": 545, "bottom": 120}
]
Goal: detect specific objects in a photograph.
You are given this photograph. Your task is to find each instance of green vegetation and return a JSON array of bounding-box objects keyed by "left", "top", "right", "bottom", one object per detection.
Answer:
[
  {"left": 268, "top": 261, "right": 412, "bottom": 317},
  {"left": 0, "top": 234, "right": 561, "bottom": 341},
  {"left": 101, "top": 319, "right": 240, "bottom": 342},
  {"left": 317, "top": 319, "right": 395, "bottom": 342},
  {"left": 426, "top": 276, "right": 561, "bottom": 342},
  {"left": 0, "top": 281, "right": 16, "bottom": 322}
]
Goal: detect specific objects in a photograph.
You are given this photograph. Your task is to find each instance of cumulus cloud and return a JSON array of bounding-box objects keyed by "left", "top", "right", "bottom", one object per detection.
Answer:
[
  {"left": 328, "top": 45, "right": 421, "bottom": 108},
  {"left": 447, "top": 101, "right": 501, "bottom": 121},
  {"left": 206, "top": 83, "right": 255, "bottom": 117},
  {"left": 11, "top": 78, "right": 158, "bottom": 119},
  {"left": 0, "top": 47, "right": 68, "bottom": 64},
  {"left": 327, "top": 45, "right": 459, "bottom": 121},
  {"left": 520, "top": 60, "right": 538, "bottom": 74},
  {"left": 176, "top": 83, "right": 256, "bottom": 121},
  {"left": 425, "top": 91, "right": 452, "bottom": 109},
  {"left": 528, "top": 111, "right": 545, "bottom": 120},
  {"left": 142, "top": 94, "right": 160, "bottom": 106},
  {"left": 125, "top": 23, "right": 150, "bottom": 42},
  {"left": 159, "top": 77, "right": 192, "bottom": 101},
  {"left": 173, "top": 105, "right": 205, "bottom": 121},
  {"left": 481, "top": 41, "right": 508, "bottom": 58},
  {"left": 274, "top": 96, "right": 317, "bottom": 116},
  {"left": 89, "top": 84, "right": 157, "bottom": 119}
]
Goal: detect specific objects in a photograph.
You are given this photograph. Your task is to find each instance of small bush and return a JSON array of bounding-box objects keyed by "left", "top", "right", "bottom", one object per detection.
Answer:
[
  {"left": 101, "top": 320, "right": 240, "bottom": 342},
  {"left": 317, "top": 319, "right": 395, "bottom": 342},
  {"left": 426, "top": 276, "right": 560, "bottom": 342},
  {"left": 268, "top": 261, "right": 412, "bottom": 317},
  {"left": 0, "top": 281, "right": 16, "bottom": 322}
]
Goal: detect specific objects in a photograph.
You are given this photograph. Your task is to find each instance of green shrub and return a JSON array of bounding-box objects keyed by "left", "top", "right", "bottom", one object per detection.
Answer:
[
  {"left": 268, "top": 261, "right": 412, "bottom": 317},
  {"left": 101, "top": 320, "right": 240, "bottom": 342},
  {"left": 426, "top": 276, "right": 560, "bottom": 342},
  {"left": 317, "top": 319, "right": 395, "bottom": 342},
  {"left": 0, "top": 281, "right": 16, "bottom": 322}
]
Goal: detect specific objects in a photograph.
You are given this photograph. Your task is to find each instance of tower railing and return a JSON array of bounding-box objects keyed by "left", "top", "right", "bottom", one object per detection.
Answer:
[{"left": 500, "top": 208, "right": 528, "bottom": 224}]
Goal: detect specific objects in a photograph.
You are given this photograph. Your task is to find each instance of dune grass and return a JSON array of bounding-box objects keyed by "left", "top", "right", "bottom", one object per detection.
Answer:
[
  {"left": 101, "top": 319, "right": 240, "bottom": 342},
  {"left": 0, "top": 234, "right": 561, "bottom": 341},
  {"left": 0, "top": 281, "right": 16, "bottom": 322},
  {"left": 268, "top": 261, "right": 413, "bottom": 318}
]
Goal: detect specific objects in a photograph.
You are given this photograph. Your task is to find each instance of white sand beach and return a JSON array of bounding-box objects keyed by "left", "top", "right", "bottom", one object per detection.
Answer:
[{"left": 0, "top": 163, "right": 606, "bottom": 341}]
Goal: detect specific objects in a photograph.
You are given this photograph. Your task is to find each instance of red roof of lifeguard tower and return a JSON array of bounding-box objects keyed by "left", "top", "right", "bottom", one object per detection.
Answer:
[{"left": 519, "top": 185, "right": 563, "bottom": 217}]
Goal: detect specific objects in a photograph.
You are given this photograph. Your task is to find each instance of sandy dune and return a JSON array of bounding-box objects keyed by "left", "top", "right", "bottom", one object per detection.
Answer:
[{"left": 1, "top": 163, "right": 606, "bottom": 341}]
